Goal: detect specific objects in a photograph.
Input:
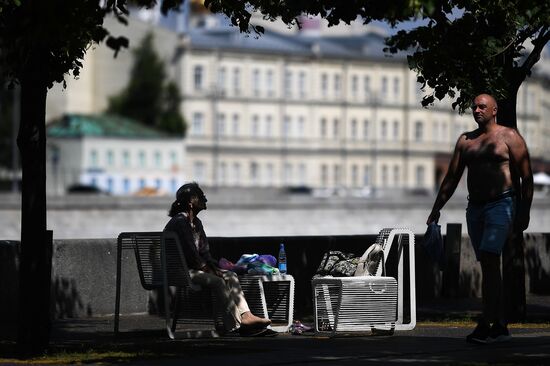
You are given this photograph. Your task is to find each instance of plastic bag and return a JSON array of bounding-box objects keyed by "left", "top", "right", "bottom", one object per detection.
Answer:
[{"left": 422, "top": 222, "right": 445, "bottom": 269}]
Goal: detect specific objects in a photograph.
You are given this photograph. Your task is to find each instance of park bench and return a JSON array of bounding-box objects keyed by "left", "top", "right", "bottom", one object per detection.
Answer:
[
  {"left": 115, "top": 231, "right": 221, "bottom": 338},
  {"left": 114, "top": 231, "right": 295, "bottom": 338},
  {"left": 312, "top": 227, "right": 416, "bottom": 336}
]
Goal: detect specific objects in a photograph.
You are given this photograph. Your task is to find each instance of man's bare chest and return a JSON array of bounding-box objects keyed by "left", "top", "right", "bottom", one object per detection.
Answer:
[{"left": 462, "top": 137, "right": 510, "bottom": 164}]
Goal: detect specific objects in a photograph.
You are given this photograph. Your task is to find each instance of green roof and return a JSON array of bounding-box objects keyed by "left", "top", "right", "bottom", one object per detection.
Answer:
[{"left": 47, "top": 114, "right": 175, "bottom": 139}]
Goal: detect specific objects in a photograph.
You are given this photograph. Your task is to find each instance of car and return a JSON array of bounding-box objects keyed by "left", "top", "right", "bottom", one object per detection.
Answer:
[{"left": 66, "top": 184, "right": 105, "bottom": 194}]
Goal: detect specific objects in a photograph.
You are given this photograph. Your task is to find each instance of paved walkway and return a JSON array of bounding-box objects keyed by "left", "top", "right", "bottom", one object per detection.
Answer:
[
  {"left": 55, "top": 316, "right": 550, "bottom": 365},
  {"left": 1, "top": 297, "right": 550, "bottom": 365}
]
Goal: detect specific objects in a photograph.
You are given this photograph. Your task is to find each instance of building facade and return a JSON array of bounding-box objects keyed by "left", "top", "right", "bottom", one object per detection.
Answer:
[
  {"left": 46, "top": 114, "right": 185, "bottom": 195},
  {"left": 178, "top": 25, "right": 550, "bottom": 193},
  {"left": 46, "top": 15, "right": 550, "bottom": 195}
]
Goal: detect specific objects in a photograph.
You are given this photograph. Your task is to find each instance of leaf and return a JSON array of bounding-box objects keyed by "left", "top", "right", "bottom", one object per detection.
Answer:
[{"left": 105, "top": 36, "right": 129, "bottom": 57}]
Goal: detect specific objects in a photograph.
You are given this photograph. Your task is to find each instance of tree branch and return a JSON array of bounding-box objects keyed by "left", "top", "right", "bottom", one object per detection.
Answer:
[{"left": 519, "top": 26, "right": 550, "bottom": 75}]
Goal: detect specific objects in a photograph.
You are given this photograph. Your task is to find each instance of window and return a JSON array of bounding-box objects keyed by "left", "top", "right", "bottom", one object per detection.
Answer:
[
  {"left": 251, "top": 115, "right": 260, "bottom": 137},
  {"left": 154, "top": 151, "right": 162, "bottom": 167},
  {"left": 350, "top": 119, "right": 358, "bottom": 140},
  {"left": 138, "top": 151, "right": 146, "bottom": 168},
  {"left": 393, "top": 77, "right": 400, "bottom": 99},
  {"left": 381, "top": 76, "right": 388, "bottom": 100},
  {"left": 381, "top": 120, "right": 388, "bottom": 140},
  {"left": 297, "top": 116, "right": 305, "bottom": 138},
  {"left": 266, "top": 69, "right": 274, "bottom": 97},
  {"left": 382, "top": 165, "right": 388, "bottom": 186},
  {"left": 219, "top": 162, "right": 227, "bottom": 185},
  {"left": 123, "top": 178, "right": 130, "bottom": 193},
  {"left": 170, "top": 151, "right": 177, "bottom": 166},
  {"left": 193, "top": 161, "right": 206, "bottom": 183},
  {"left": 363, "top": 76, "right": 371, "bottom": 100},
  {"left": 393, "top": 165, "right": 400, "bottom": 187},
  {"left": 232, "top": 114, "right": 240, "bottom": 136},
  {"left": 193, "top": 65, "right": 203, "bottom": 91},
  {"left": 191, "top": 112, "right": 204, "bottom": 136},
  {"left": 363, "top": 165, "right": 371, "bottom": 186},
  {"left": 298, "top": 71, "right": 306, "bottom": 98},
  {"left": 433, "top": 121, "right": 439, "bottom": 141},
  {"left": 441, "top": 122, "right": 448, "bottom": 142},
  {"left": 90, "top": 150, "right": 98, "bottom": 167},
  {"left": 265, "top": 115, "right": 273, "bottom": 137},
  {"left": 393, "top": 121, "right": 399, "bottom": 140},
  {"left": 283, "top": 115, "right": 291, "bottom": 138},
  {"left": 266, "top": 163, "right": 274, "bottom": 185},
  {"left": 106, "top": 177, "right": 114, "bottom": 193},
  {"left": 232, "top": 67, "right": 241, "bottom": 96},
  {"left": 217, "top": 67, "right": 226, "bottom": 93},
  {"left": 333, "top": 118, "right": 339, "bottom": 139},
  {"left": 333, "top": 164, "right": 341, "bottom": 186},
  {"left": 155, "top": 178, "right": 162, "bottom": 189},
  {"left": 363, "top": 119, "right": 370, "bottom": 140},
  {"left": 414, "top": 121, "right": 424, "bottom": 142},
  {"left": 321, "top": 73, "right": 329, "bottom": 98},
  {"left": 321, "top": 164, "right": 329, "bottom": 187},
  {"left": 139, "top": 178, "right": 146, "bottom": 189},
  {"left": 334, "top": 74, "right": 341, "bottom": 99},
  {"left": 170, "top": 178, "right": 177, "bottom": 193},
  {"left": 298, "top": 163, "right": 307, "bottom": 185},
  {"left": 284, "top": 163, "right": 293, "bottom": 185},
  {"left": 320, "top": 118, "right": 327, "bottom": 139},
  {"left": 250, "top": 162, "right": 260, "bottom": 185},
  {"left": 106, "top": 150, "right": 114, "bottom": 167},
  {"left": 416, "top": 165, "right": 425, "bottom": 187},
  {"left": 351, "top": 165, "right": 359, "bottom": 187},
  {"left": 123, "top": 151, "right": 130, "bottom": 167},
  {"left": 252, "top": 69, "right": 260, "bottom": 96},
  {"left": 351, "top": 75, "right": 358, "bottom": 99},
  {"left": 217, "top": 113, "right": 226, "bottom": 136},
  {"left": 232, "top": 162, "right": 241, "bottom": 185},
  {"left": 284, "top": 70, "right": 292, "bottom": 98}
]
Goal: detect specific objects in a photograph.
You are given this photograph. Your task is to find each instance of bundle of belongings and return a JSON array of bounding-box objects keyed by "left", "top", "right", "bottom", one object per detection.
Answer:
[
  {"left": 314, "top": 244, "right": 384, "bottom": 278},
  {"left": 219, "top": 254, "right": 279, "bottom": 275}
]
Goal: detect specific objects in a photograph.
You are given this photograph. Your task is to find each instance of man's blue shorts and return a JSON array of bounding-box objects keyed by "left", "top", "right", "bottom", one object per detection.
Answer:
[{"left": 466, "top": 193, "right": 515, "bottom": 260}]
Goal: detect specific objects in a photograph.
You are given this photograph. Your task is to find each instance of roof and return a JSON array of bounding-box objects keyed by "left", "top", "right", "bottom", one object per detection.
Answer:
[
  {"left": 47, "top": 114, "right": 174, "bottom": 139},
  {"left": 187, "top": 27, "right": 406, "bottom": 62}
]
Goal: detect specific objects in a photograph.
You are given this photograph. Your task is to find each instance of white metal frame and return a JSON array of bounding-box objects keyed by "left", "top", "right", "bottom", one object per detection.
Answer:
[
  {"left": 239, "top": 274, "right": 295, "bottom": 332},
  {"left": 312, "top": 227, "right": 416, "bottom": 334}
]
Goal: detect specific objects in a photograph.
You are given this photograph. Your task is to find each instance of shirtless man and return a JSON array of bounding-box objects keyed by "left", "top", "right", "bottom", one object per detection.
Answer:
[{"left": 427, "top": 94, "right": 533, "bottom": 344}]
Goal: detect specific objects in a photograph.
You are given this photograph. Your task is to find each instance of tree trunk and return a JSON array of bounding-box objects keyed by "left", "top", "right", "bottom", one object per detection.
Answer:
[
  {"left": 496, "top": 92, "right": 518, "bottom": 129},
  {"left": 16, "top": 50, "right": 52, "bottom": 355},
  {"left": 497, "top": 86, "right": 526, "bottom": 322}
]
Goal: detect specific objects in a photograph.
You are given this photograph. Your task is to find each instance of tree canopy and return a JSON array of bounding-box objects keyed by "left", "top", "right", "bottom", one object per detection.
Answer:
[
  {"left": 107, "top": 32, "right": 186, "bottom": 136},
  {"left": 205, "top": 0, "right": 550, "bottom": 125}
]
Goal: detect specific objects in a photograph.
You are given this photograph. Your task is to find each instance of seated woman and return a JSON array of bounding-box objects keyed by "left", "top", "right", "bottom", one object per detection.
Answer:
[{"left": 164, "top": 182, "right": 272, "bottom": 336}]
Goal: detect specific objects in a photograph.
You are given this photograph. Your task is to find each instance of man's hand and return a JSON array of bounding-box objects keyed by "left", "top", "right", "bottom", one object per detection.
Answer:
[
  {"left": 514, "top": 213, "right": 530, "bottom": 232},
  {"left": 426, "top": 210, "right": 440, "bottom": 225}
]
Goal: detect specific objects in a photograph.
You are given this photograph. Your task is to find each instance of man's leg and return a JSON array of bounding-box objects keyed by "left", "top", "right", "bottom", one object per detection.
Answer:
[
  {"left": 465, "top": 204, "right": 492, "bottom": 343},
  {"left": 479, "top": 250, "right": 502, "bottom": 325}
]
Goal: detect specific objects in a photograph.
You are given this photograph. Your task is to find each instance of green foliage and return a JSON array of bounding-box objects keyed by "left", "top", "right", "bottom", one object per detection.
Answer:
[
  {"left": 205, "top": 0, "right": 550, "bottom": 119},
  {"left": 159, "top": 81, "right": 186, "bottom": 136},
  {"left": 0, "top": 0, "right": 184, "bottom": 88},
  {"left": 385, "top": 1, "right": 550, "bottom": 113},
  {"left": 107, "top": 32, "right": 186, "bottom": 136}
]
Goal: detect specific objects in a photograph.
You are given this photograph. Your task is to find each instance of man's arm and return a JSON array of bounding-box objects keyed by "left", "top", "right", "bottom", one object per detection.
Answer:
[
  {"left": 507, "top": 129, "right": 533, "bottom": 232},
  {"left": 427, "top": 135, "right": 467, "bottom": 224}
]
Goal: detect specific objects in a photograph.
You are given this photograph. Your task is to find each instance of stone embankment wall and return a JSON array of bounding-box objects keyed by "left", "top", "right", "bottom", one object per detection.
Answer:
[{"left": 1, "top": 233, "right": 548, "bottom": 326}]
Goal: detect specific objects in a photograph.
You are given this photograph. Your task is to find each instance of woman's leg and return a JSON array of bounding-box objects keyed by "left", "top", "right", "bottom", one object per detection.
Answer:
[{"left": 189, "top": 269, "right": 239, "bottom": 331}]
